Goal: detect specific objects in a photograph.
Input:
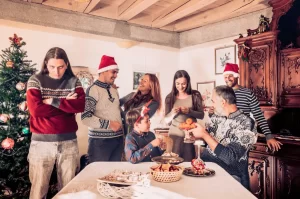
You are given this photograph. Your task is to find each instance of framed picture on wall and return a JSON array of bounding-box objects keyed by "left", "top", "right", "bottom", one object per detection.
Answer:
[
  {"left": 215, "top": 45, "right": 236, "bottom": 74},
  {"left": 197, "top": 81, "right": 216, "bottom": 111},
  {"left": 133, "top": 71, "right": 159, "bottom": 91}
]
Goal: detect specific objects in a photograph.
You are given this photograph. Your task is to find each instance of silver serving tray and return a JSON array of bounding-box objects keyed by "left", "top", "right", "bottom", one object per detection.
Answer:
[{"left": 151, "top": 156, "right": 184, "bottom": 165}]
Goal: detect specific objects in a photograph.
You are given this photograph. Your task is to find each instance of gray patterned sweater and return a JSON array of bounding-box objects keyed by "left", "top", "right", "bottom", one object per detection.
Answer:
[
  {"left": 202, "top": 110, "right": 257, "bottom": 188},
  {"left": 81, "top": 80, "right": 123, "bottom": 138}
]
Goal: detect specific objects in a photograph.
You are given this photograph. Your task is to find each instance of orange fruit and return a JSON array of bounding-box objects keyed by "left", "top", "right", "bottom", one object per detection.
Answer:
[
  {"left": 190, "top": 123, "right": 196, "bottom": 129},
  {"left": 186, "top": 118, "right": 193, "bottom": 125}
]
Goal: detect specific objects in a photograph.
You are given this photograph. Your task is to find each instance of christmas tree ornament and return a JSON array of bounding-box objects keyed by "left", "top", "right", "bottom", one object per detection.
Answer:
[
  {"left": 9, "top": 34, "right": 23, "bottom": 46},
  {"left": 1, "top": 138, "right": 15, "bottom": 150},
  {"left": 18, "top": 114, "right": 26, "bottom": 119},
  {"left": 18, "top": 101, "right": 28, "bottom": 111},
  {"left": 0, "top": 125, "right": 8, "bottom": 130},
  {"left": 22, "top": 127, "right": 29, "bottom": 135},
  {"left": 17, "top": 137, "right": 24, "bottom": 142},
  {"left": 0, "top": 114, "right": 10, "bottom": 123},
  {"left": 6, "top": 60, "right": 14, "bottom": 68},
  {"left": 16, "top": 82, "right": 26, "bottom": 91}
]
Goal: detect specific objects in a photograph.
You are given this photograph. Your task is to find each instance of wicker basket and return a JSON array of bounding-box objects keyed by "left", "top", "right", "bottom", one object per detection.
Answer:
[
  {"left": 151, "top": 167, "right": 183, "bottom": 183},
  {"left": 97, "top": 182, "right": 134, "bottom": 198}
]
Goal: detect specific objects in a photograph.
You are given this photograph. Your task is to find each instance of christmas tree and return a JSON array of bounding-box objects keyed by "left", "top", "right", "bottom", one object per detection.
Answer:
[{"left": 0, "top": 34, "right": 36, "bottom": 198}]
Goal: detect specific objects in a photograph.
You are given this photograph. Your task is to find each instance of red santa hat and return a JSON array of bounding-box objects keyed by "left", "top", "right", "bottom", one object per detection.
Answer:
[
  {"left": 98, "top": 55, "right": 118, "bottom": 73},
  {"left": 223, "top": 63, "right": 239, "bottom": 78}
]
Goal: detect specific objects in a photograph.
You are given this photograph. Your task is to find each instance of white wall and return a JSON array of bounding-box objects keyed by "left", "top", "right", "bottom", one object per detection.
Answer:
[
  {"left": 179, "top": 36, "right": 240, "bottom": 124},
  {"left": 0, "top": 19, "right": 240, "bottom": 156},
  {"left": 179, "top": 36, "right": 239, "bottom": 87},
  {"left": 0, "top": 19, "right": 179, "bottom": 157}
]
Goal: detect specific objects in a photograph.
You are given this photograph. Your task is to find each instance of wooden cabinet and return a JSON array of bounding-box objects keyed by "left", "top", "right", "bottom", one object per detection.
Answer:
[
  {"left": 233, "top": 1, "right": 300, "bottom": 198},
  {"left": 279, "top": 48, "right": 300, "bottom": 107},
  {"left": 234, "top": 31, "right": 279, "bottom": 106},
  {"left": 276, "top": 158, "right": 300, "bottom": 199},
  {"left": 248, "top": 151, "right": 274, "bottom": 199},
  {"left": 249, "top": 141, "right": 275, "bottom": 199},
  {"left": 249, "top": 138, "right": 300, "bottom": 199},
  {"left": 275, "top": 139, "right": 300, "bottom": 199}
]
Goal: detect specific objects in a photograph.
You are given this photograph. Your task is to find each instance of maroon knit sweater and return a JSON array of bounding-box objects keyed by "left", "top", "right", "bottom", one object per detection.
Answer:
[{"left": 26, "top": 73, "right": 85, "bottom": 141}]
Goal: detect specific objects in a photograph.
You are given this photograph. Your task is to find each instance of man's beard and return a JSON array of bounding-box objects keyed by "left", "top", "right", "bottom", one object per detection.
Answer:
[
  {"left": 226, "top": 79, "right": 238, "bottom": 88},
  {"left": 214, "top": 107, "right": 225, "bottom": 116},
  {"left": 108, "top": 78, "right": 115, "bottom": 85}
]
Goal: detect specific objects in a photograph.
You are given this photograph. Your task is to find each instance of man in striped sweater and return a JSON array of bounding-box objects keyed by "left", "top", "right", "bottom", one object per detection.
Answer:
[{"left": 213, "top": 63, "right": 282, "bottom": 151}]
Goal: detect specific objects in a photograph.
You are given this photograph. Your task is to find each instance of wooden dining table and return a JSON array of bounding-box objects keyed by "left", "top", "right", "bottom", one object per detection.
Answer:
[{"left": 54, "top": 161, "right": 256, "bottom": 199}]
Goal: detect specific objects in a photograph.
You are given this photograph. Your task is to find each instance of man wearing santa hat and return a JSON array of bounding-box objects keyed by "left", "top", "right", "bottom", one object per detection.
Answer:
[
  {"left": 81, "top": 55, "right": 123, "bottom": 162},
  {"left": 209, "top": 63, "right": 282, "bottom": 151}
]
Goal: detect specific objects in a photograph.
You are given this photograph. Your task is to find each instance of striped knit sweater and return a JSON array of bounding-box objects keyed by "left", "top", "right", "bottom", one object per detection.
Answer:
[
  {"left": 26, "top": 73, "right": 85, "bottom": 141},
  {"left": 81, "top": 80, "right": 123, "bottom": 138},
  {"left": 234, "top": 87, "right": 272, "bottom": 140}
]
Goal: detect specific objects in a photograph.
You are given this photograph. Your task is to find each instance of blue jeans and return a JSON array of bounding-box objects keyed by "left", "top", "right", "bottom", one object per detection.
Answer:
[
  {"left": 88, "top": 136, "right": 123, "bottom": 163},
  {"left": 27, "top": 139, "right": 79, "bottom": 199}
]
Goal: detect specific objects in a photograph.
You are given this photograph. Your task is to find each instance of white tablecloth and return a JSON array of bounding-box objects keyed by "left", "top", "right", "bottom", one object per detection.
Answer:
[{"left": 54, "top": 162, "right": 255, "bottom": 199}]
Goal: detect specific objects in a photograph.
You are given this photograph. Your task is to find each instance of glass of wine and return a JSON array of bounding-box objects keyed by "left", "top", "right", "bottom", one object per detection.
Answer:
[{"left": 192, "top": 140, "right": 205, "bottom": 169}]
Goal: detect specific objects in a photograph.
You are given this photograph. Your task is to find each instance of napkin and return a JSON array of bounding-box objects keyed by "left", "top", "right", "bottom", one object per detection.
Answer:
[
  {"left": 55, "top": 190, "right": 98, "bottom": 199},
  {"left": 132, "top": 185, "right": 196, "bottom": 199}
]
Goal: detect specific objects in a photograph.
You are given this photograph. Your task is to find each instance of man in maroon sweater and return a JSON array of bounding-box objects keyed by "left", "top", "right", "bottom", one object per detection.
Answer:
[{"left": 26, "top": 47, "right": 85, "bottom": 199}]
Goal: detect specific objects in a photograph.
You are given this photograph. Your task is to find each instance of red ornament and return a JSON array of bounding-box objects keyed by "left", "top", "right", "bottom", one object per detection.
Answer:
[
  {"left": 1, "top": 138, "right": 15, "bottom": 150},
  {"left": 9, "top": 34, "right": 23, "bottom": 46}
]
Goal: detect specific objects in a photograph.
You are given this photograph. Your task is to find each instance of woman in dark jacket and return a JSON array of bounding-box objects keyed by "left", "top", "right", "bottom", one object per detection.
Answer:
[
  {"left": 164, "top": 70, "right": 204, "bottom": 161},
  {"left": 120, "top": 73, "right": 162, "bottom": 135}
]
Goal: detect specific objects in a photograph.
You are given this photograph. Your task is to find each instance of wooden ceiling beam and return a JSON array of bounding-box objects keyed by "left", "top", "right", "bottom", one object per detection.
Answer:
[
  {"left": 152, "top": 0, "right": 190, "bottom": 22},
  {"left": 171, "top": 0, "right": 269, "bottom": 31},
  {"left": 118, "top": 0, "right": 160, "bottom": 21},
  {"left": 152, "top": 0, "right": 219, "bottom": 28},
  {"left": 118, "top": 0, "right": 137, "bottom": 16},
  {"left": 84, "top": 0, "right": 102, "bottom": 13}
]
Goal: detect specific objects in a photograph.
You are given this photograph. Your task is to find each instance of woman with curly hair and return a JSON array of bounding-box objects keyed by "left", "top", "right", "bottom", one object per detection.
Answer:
[{"left": 120, "top": 73, "right": 162, "bottom": 135}]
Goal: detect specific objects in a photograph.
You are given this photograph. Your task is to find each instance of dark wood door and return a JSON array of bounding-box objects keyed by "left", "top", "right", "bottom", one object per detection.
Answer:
[
  {"left": 279, "top": 48, "right": 300, "bottom": 108},
  {"left": 247, "top": 45, "right": 273, "bottom": 105},
  {"left": 276, "top": 158, "right": 300, "bottom": 199},
  {"left": 248, "top": 152, "right": 274, "bottom": 199}
]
